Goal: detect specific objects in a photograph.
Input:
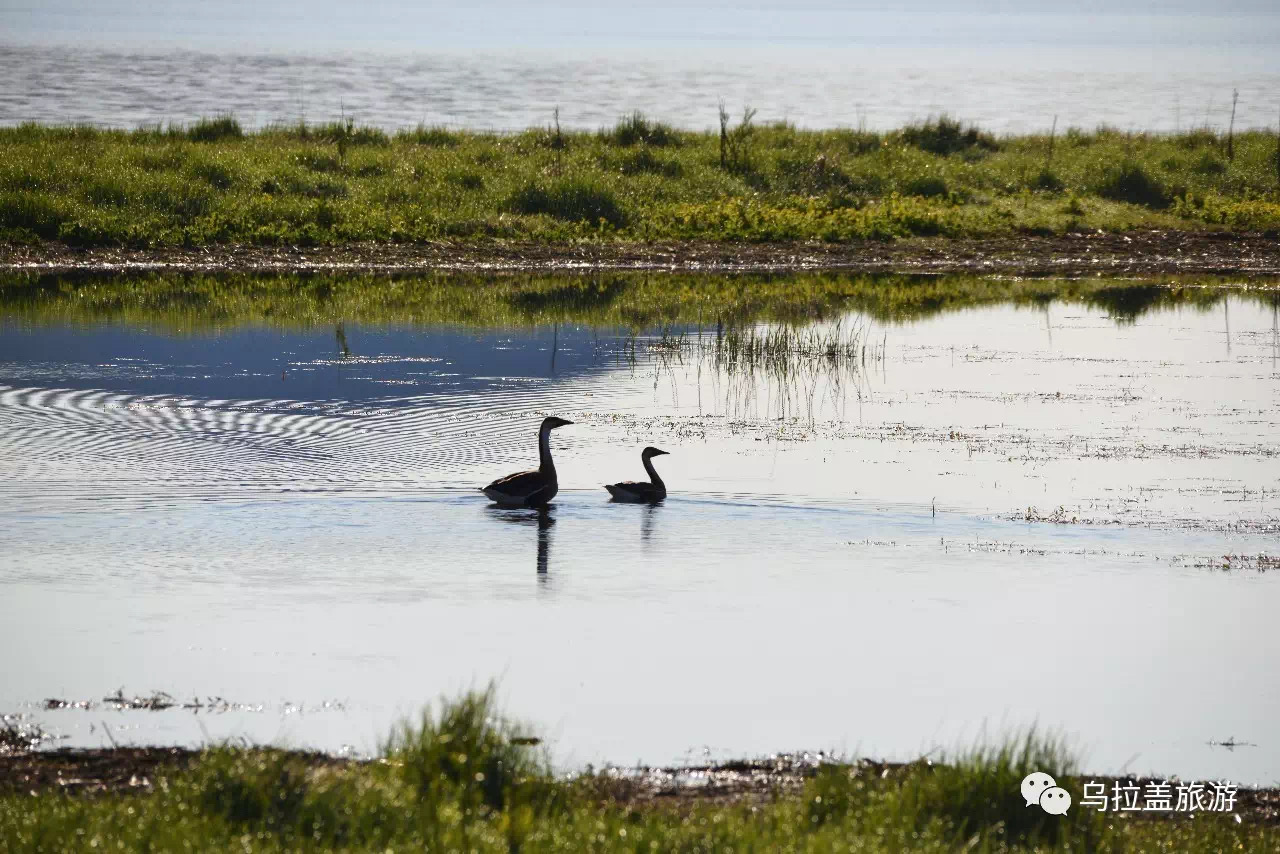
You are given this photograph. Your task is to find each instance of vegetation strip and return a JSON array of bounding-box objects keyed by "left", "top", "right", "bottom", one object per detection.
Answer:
[
  {"left": 3, "top": 269, "right": 1277, "bottom": 331},
  {"left": 3, "top": 746, "right": 1280, "bottom": 821},
  {"left": 2, "top": 690, "right": 1277, "bottom": 851},
  {"left": 3, "top": 115, "right": 1279, "bottom": 249}
]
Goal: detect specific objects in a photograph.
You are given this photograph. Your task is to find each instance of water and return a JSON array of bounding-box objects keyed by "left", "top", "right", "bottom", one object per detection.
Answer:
[
  {"left": 2, "top": 277, "right": 1278, "bottom": 783},
  {"left": 3, "top": 1, "right": 1279, "bottom": 133}
]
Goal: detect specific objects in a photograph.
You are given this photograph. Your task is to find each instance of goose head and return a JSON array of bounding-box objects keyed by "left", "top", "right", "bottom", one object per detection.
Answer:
[
  {"left": 540, "top": 416, "right": 574, "bottom": 431},
  {"left": 641, "top": 446, "right": 670, "bottom": 459}
]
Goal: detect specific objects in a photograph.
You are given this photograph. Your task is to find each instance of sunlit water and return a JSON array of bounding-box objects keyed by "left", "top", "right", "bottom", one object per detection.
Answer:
[
  {"left": 2, "top": 288, "right": 1279, "bottom": 783},
  {"left": 3, "top": 0, "right": 1279, "bottom": 133}
]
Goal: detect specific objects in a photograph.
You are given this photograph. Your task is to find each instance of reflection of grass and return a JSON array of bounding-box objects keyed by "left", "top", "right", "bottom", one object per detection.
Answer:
[
  {"left": 3, "top": 119, "right": 1280, "bottom": 245},
  {"left": 1, "top": 270, "right": 1275, "bottom": 332},
  {"left": 1, "top": 689, "right": 1271, "bottom": 852},
  {"left": 652, "top": 318, "right": 884, "bottom": 381},
  {"left": 644, "top": 319, "right": 886, "bottom": 424}
]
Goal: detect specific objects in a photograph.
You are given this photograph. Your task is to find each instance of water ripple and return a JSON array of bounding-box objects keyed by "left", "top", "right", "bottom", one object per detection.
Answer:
[
  {"left": 2, "top": 46, "right": 1278, "bottom": 133},
  {"left": 0, "top": 382, "right": 598, "bottom": 508}
]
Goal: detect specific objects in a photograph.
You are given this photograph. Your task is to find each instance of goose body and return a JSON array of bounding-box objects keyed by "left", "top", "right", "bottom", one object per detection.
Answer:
[
  {"left": 605, "top": 447, "right": 670, "bottom": 503},
  {"left": 482, "top": 416, "right": 572, "bottom": 507}
]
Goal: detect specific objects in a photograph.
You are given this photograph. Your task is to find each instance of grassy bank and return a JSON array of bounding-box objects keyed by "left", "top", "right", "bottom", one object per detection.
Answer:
[
  {"left": 3, "top": 270, "right": 1277, "bottom": 331},
  {"left": 2, "top": 115, "right": 1279, "bottom": 247},
  {"left": 2, "top": 689, "right": 1272, "bottom": 853}
]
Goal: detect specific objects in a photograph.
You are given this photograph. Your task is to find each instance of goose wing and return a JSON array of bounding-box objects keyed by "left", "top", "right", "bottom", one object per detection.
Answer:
[
  {"left": 483, "top": 469, "right": 548, "bottom": 500},
  {"left": 605, "top": 480, "right": 661, "bottom": 501}
]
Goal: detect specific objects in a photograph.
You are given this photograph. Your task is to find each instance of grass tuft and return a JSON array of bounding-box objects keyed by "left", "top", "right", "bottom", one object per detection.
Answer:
[
  {"left": 1097, "top": 161, "right": 1169, "bottom": 208},
  {"left": 507, "top": 179, "right": 627, "bottom": 227},
  {"left": 605, "top": 111, "right": 682, "bottom": 147},
  {"left": 312, "top": 121, "right": 389, "bottom": 146},
  {"left": 900, "top": 116, "right": 999, "bottom": 156},
  {"left": 185, "top": 116, "right": 243, "bottom": 143},
  {"left": 903, "top": 174, "right": 949, "bottom": 198},
  {"left": 187, "top": 159, "right": 237, "bottom": 190},
  {"left": 616, "top": 148, "right": 682, "bottom": 177},
  {"left": 805, "top": 729, "right": 1078, "bottom": 845},
  {"left": 0, "top": 192, "right": 66, "bottom": 239},
  {"left": 396, "top": 125, "right": 462, "bottom": 147},
  {"left": 1192, "top": 152, "right": 1227, "bottom": 176},
  {"left": 773, "top": 153, "right": 854, "bottom": 195},
  {"left": 1178, "top": 127, "right": 1219, "bottom": 150},
  {"left": 1032, "top": 167, "right": 1065, "bottom": 192},
  {"left": 383, "top": 684, "right": 546, "bottom": 813}
]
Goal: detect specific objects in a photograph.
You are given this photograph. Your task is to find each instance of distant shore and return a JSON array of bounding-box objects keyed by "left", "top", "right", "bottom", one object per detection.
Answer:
[{"left": 2, "top": 117, "right": 1278, "bottom": 253}]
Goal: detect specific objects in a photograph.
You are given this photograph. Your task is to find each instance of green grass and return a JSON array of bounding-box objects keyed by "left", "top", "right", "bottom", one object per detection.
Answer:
[
  {"left": 1, "top": 688, "right": 1272, "bottom": 853},
  {"left": 1, "top": 270, "right": 1275, "bottom": 332},
  {"left": 185, "top": 116, "right": 244, "bottom": 143},
  {"left": 2, "top": 114, "right": 1279, "bottom": 246},
  {"left": 899, "top": 115, "right": 999, "bottom": 156},
  {"left": 602, "top": 111, "right": 683, "bottom": 148},
  {"left": 507, "top": 178, "right": 627, "bottom": 228}
]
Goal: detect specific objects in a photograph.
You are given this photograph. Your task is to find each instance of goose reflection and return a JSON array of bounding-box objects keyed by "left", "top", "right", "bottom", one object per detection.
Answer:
[
  {"left": 535, "top": 507, "right": 553, "bottom": 576},
  {"left": 641, "top": 502, "right": 659, "bottom": 543},
  {"left": 489, "top": 505, "right": 555, "bottom": 577}
]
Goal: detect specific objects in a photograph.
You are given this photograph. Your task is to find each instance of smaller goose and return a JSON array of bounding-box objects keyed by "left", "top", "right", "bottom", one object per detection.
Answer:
[
  {"left": 482, "top": 416, "right": 573, "bottom": 507},
  {"left": 605, "top": 447, "right": 670, "bottom": 503}
]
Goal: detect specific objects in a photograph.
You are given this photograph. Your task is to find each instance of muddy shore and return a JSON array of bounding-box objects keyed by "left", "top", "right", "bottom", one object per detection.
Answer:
[
  {"left": 3, "top": 231, "right": 1279, "bottom": 277},
  {"left": 3, "top": 747, "right": 1279, "bottom": 824}
]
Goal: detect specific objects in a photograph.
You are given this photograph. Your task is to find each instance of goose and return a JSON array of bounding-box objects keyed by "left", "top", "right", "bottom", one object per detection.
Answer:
[
  {"left": 605, "top": 447, "right": 670, "bottom": 503},
  {"left": 481, "top": 416, "right": 573, "bottom": 507}
]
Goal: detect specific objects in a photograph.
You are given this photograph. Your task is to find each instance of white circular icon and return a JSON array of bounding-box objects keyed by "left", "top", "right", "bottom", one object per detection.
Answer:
[
  {"left": 1020, "top": 771, "right": 1056, "bottom": 807},
  {"left": 1040, "top": 786, "right": 1072, "bottom": 815}
]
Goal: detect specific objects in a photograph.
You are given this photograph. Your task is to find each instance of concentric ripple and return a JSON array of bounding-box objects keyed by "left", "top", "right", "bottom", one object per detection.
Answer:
[{"left": 0, "top": 381, "right": 603, "bottom": 510}]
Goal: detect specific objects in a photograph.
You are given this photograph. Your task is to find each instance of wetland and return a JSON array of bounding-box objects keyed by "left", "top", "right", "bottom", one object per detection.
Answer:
[
  {"left": 2, "top": 271, "right": 1277, "bottom": 789},
  {"left": 7, "top": 4, "right": 1280, "bottom": 848}
]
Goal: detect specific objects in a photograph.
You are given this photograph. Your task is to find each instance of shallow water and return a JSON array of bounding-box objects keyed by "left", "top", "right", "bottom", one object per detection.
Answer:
[{"left": 2, "top": 280, "right": 1278, "bottom": 783}]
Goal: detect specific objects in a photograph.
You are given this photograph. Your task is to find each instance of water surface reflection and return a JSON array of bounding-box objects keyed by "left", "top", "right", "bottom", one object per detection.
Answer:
[
  {"left": 1, "top": 275, "right": 1277, "bottom": 784},
  {"left": 490, "top": 505, "right": 557, "bottom": 579}
]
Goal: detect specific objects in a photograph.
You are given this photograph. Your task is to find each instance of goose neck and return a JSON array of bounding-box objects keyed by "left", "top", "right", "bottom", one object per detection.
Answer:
[
  {"left": 538, "top": 426, "right": 557, "bottom": 477},
  {"left": 642, "top": 454, "right": 665, "bottom": 488}
]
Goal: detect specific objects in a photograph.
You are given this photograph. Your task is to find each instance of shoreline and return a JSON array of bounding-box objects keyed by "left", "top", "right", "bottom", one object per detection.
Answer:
[
  {"left": 4, "top": 232, "right": 1280, "bottom": 277},
  {"left": 3, "top": 745, "right": 1279, "bottom": 823},
  {"left": 3, "top": 745, "right": 1279, "bottom": 825}
]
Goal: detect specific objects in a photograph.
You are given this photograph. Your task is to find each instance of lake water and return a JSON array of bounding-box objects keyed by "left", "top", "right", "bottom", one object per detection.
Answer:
[
  {"left": 1, "top": 274, "right": 1278, "bottom": 783},
  {"left": 3, "top": 1, "right": 1279, "bottom": 133}
]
